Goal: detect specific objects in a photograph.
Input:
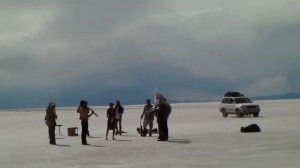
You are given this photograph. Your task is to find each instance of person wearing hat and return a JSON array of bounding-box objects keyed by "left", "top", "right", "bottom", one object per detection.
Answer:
[
  {"left": 140, "top": 99, "right": 155, "bottom": 136},
  {"left": 155, "top": 93, "right": 171, "bottom": 141},
  {"left": 45, "top": 102, "right": 57, "bottom": 145}
]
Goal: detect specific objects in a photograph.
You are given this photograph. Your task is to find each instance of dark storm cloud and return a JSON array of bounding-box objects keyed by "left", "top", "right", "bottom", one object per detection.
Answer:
[{"left": 0, "top": 0, "right": 300, "bottom": 108}]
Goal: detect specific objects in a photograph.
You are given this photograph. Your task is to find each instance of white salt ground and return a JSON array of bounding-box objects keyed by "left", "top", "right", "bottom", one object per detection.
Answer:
[{"left": 0, "top": 99, "right": 300, "bottom": 168}]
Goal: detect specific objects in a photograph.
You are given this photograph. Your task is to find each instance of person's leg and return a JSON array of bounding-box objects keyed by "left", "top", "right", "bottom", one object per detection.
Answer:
[
  {"left": 48, "top": 125, "right": 51, "bottom": 139},
  {"left": 106, "top": 121, "right": 109, "bottom": 140},
  {"left": 112, "top": 129, "right": 115, "bottom": 140},
  {"left": 115, "top": 120, "right": 119, "bottom": 134},
  {"left": 149, "top": 121, "right": 153, "bottom": 137},
  {"left": 49, "top": 125, "right": 56, "bottom": 144},
  {"left": 157, "top": 120, "right": 167, "bottom": 141},
  {"left": 87, "top": 121, "right": 90, "bottom": 136},
  {"left": 157, "top": 121, "right": 160, "bottom": 139},
  {"left": 113, "top": 120, "right": 117, "bottom": 139},
  {"left": 119, "top": 119, "right": 122, "bottom": 135},
  {"left": 81, "top": 120, "right": 88, "bottom": 144},
  {"left": 161, "top": 120, "right": 168, "bottom": 141},
  {"left": 142, "top": 119, "right": 147, "bottom": 128},
  {"left": 106, "top": 129, "right": 108, "bottom": 140},
  {"left": 165, "top": 119, "right": 169, "bottom": 140},
  {"left": 142, "top": 120, "right": 148, "bottom": 136},
  {"left": 158, "top": 122, "right": 163, "bottom": 141}
]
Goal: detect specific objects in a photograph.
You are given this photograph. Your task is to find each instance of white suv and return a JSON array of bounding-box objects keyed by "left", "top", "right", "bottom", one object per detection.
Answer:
[{"left": 218, "top": 92, "right": 260, "bottom": 117}]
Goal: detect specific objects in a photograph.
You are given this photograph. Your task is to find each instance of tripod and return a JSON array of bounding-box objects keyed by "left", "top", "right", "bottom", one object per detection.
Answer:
[{"left": 56, "top": 124, "right": 63, "bottom": 136}]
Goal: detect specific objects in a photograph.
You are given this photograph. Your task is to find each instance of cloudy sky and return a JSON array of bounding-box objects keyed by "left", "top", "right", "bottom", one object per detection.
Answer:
[{"left": 0, "top": 0, "right": 299, "bottom": 108}]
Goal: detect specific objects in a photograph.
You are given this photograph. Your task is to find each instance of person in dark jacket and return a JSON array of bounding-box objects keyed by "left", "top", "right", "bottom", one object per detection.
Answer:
[
  {"left": 45, "top": 102, "right": 57, "bottom": 145},
  {"left": 155, "top": 93, "right": 171, "bottom": 141},
  {"left": 106, "top": 102, "right": 116, "bottom": 140},
  {"left": 140, "top": 99, "right": 154, "bottom": 136},
  {"left": 114, "top": 100, "right": 124, "bottom": 135}
]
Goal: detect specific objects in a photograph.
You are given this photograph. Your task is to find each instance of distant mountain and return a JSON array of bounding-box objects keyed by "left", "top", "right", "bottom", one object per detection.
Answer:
[
  {"left": 252, "top": 92, "right": 300, "bottom": 100},
  {"left": 169, "top": 92, "right": 300, "bottom": 104},
  {"left": 169, "top": 99, "right": 215, "bottom": 104}
]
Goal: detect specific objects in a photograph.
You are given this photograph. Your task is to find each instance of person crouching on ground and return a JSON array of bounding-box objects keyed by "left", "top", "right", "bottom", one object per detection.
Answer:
[
  {"left": 45, "top": 102, "right": 57, "bottom": 145},
  {"left": 140, "top": 99, "right": 154, "bottom": 136},
  {"left": 78, "top": 100, "right": 97, "bottom": 145},
  {"left": 155, "top": 93, "right": 171, "bottom": 141},
  {"left": 106, "top": 102, "right": 116, "bottom": 140}
]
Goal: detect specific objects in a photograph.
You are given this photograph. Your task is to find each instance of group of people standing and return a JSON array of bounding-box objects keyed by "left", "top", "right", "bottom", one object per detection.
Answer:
[
  {"left": 44, "top": 99, "right": 124, "bottom": 145},
  {"left": 76, "top": 100, "right": 124, "bottom": 144},
  {"left": 44, "top": 93, "right": 171, "bottom": 145},
  {"left": 105, "top": 100, "right": 124, "bottom": 140}
]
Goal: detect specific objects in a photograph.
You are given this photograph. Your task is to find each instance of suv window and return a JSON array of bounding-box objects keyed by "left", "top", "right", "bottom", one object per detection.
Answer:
[
  {"left": 222, "top": 98, "right": 234, "bottom": 104},
  {"left": 235, "top": 97, "right": 252, "bottom": 103}
]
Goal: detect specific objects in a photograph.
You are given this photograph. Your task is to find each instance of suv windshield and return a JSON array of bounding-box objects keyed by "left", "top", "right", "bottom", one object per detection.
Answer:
[{"left": 235, "top": 97, "right": 252, "bottom": 103}]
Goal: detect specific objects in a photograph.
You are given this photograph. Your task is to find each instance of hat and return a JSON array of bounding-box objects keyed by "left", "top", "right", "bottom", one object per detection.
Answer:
[
  {"left": 49, "top": 102, "right": 56, "bottom": 107},
  {"left": 156, "top": 92, "right": 168, "bottom": 104}
]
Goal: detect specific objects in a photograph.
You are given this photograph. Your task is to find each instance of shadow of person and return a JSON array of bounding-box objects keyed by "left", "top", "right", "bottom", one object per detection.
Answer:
[
  {"left": 167, "top": 139, "right": 192, "bottom": 144},
  {"left": 55, "top": 144, "right": 72, "bottom": 147},
  {"left": 55, "top": 137, "right": 65, "bottom": 139},
  {"left": 87, "top": 144, "right": 108, "bottom": 148},
  {"left": 88, "top": 136, "right": 102, "bottom": 139},
  {"left": 114, "top": 139, "right": 132, "bottom": 142},
  {"left": 121, "top": 134, "right": 139, "bottom": 138}
]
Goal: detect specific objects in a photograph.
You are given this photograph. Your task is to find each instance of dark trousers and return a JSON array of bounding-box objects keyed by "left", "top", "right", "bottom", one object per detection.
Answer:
[
  {"left": 48, "top": 125, "right": 56, "bottom": 144},
  {"left": 115, "top": 119, "right": 122, "bottom": 134},
  {"left": 81, "top": 120, "right": 88, "bottom": 144},
  {"left": 158, "top": 119, "right": 168, "bottom": 140},
  {"left": 165, "top": 120, "right": 169, "bottom": 139}
]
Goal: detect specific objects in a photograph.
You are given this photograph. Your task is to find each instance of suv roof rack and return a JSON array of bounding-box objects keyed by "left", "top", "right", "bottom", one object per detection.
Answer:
[{"left": 224, "top": 91, "right": 245, "bottom": 97}]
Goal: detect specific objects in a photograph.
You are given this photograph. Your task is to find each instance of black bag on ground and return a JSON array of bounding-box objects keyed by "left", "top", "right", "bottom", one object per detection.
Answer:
[{"left": 240, "top": 124, "right": 261, "bottom": 133}]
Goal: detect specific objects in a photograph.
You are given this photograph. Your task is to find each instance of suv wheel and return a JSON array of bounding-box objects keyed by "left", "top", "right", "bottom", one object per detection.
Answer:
[
  {"left": 235, "top": 109, "right": 242, "bottom": 117},
  {"left": 221, "top": 109, "right": 228, "bottom": 117},
  {"left": 253, "top": 113, "right": 259, "bottom": 117}
]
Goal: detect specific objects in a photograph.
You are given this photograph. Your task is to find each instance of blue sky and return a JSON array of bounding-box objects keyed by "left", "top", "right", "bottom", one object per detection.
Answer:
[{"left": 0, "top": 0, "right": 299, "bottom": 108}]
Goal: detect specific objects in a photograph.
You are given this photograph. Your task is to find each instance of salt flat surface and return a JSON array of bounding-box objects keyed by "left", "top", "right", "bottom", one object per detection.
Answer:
[{"left": 1, "top": 99, "right": 300, "bottom": 168}]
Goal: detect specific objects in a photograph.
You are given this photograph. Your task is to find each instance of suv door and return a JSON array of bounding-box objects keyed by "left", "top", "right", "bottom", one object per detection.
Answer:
[
  {"left": 225, "top": 98, "right": 235, "bottom": 113},
  {"left": 221, "top": 98, "right": 235, "bottom": 114}
]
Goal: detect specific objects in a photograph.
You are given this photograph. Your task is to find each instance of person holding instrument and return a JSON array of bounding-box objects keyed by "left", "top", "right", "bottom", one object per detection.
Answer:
[
  {"left": 140, "top": 99, "right": 155, "bottom": 136},
  {"left": 77, "top": 100, "right": 98, "bottom": 145}
]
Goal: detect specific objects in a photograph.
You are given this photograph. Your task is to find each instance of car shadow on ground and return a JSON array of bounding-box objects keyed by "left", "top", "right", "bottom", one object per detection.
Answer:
[{"left": 226, "top": 115, "right": 265, "bottom": 119}]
